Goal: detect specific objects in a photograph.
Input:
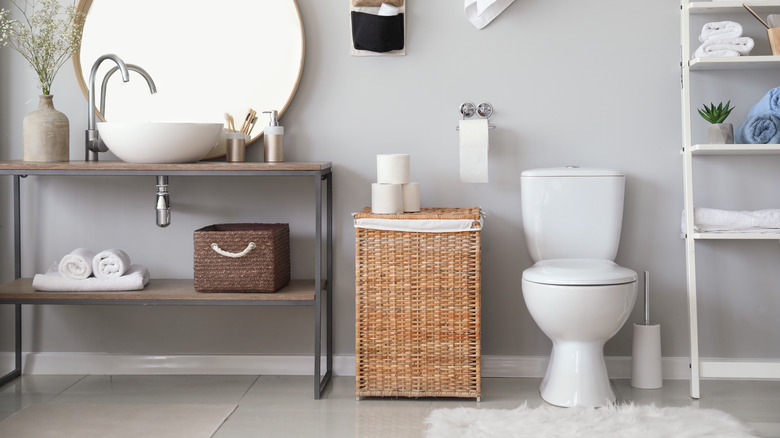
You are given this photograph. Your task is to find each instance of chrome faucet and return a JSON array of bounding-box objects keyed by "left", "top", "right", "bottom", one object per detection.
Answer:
[
  {"left": 86, "top": 54, "right": 129, "bottom": 161},
  {"left": 99, "top": 64, "right": 157, "bottom": 117}
]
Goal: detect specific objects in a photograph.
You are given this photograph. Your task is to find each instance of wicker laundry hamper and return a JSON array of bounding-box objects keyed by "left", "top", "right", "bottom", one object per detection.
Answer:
[
  {"left": 194, "top": 223, "right": 290, "bottom": 292},
  {"left": 354, "top": 207, "right": 482, "bottom": 399}
]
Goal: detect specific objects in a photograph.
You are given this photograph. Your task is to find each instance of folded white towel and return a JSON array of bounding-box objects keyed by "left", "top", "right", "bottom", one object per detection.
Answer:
[
  {"left": 93, "top": 248, "right": 131, "bottom": 279},
  {"left": 694, "top": 37, "right": 754, "bottom": 58},
  {"left": 699, "top": 21, "right": 743, "bottom": 42},
  {"left": 33, "top": 263, "right": 150, "bottom": 292},
  {"left": 464, "top": 0, "right": 515, "bottom": 30},
  {"left": 58, "top": 248, "right": 96, "bottom": 280},
  {"left": 683, "top": 208, "right": 780, "bottom": 233}
]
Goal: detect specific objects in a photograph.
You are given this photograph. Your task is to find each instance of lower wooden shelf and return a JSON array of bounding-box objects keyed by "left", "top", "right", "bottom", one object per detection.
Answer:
[{"left": 0, "top": 278, "right": 319, "bottom": 305}]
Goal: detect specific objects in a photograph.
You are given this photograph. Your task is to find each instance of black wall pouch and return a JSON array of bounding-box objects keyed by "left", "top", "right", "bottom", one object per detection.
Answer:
[{"left": 351, "top": 11, "right": 405, "bottom": 53}]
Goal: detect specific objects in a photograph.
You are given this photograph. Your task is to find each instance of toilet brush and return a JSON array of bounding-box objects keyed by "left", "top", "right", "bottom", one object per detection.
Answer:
[{"left": 631, "top": 271, "right": 663, "bottom": 389}]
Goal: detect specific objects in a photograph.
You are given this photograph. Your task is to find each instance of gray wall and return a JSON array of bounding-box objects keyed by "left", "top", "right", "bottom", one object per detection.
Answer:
[{"left": 2, "top": 0, "right": 779, "bottom": 370}]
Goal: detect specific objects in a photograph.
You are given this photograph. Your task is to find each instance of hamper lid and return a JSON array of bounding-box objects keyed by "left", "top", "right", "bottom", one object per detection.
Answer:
[
  {"left": 354, "top": 207, "right": 482, "bottom": 232},
  {"left": 354, "top": 207, "right": 481, "bottom": 220}
]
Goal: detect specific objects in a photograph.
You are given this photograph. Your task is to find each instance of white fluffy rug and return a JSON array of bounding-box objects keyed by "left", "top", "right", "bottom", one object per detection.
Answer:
[{"left": 424, "top": 403, "right": 759, "bottom": 438}]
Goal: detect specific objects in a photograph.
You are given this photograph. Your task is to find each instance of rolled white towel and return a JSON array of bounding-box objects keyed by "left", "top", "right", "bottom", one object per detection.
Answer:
[
  {"left": 699, "top": 21, "right": 743, "bottom": 42},
  {"left": 694, "top": 37, "right": 754, "bottom": 58},
  {"left": 93, "top": 248, "right": 131, "bottom": 279},
  {"left": 58, "top": 248, "right": 96, "bottom": 280}
]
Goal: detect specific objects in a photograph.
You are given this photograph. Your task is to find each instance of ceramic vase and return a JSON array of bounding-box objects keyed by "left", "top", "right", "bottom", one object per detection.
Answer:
[
  {"left": 707, "top": 123, "right": 734, "bottom": 144},
  {"left": 23, "top": 95, "right": 69, "bottom": 162}
]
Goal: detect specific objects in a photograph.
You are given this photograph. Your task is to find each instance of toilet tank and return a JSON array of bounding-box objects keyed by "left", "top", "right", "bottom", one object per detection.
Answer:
[{"left": 521, "top": 167, "right": 625, "bottom": 262}]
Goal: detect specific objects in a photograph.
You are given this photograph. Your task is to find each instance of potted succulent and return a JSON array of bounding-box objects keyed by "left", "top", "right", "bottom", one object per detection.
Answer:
[{"left": 698, "top": 101, "right": 735, "bottom": 144}]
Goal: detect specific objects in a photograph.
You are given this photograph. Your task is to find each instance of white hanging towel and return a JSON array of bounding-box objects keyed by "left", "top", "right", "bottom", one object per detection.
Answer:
[{"left": 464, "top": 0, "right": 515, "bottom": 30}]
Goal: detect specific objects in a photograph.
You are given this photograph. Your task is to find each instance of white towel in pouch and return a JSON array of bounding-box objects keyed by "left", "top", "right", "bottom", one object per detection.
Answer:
[{"left": 464, "top": 0, "right": 515, "bottom": 29}]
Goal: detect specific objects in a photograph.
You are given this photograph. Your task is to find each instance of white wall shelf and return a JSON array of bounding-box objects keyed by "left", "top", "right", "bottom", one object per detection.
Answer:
[
  {"left": 688, "top": 144, "right": 780, "bottom": 154},
  {"left": 680, "top": 0, "right": 780, "bottom": 400},
  {"left": 688, "top": 1, "right": 780, "bottom": 13},
  {"left": 689, "top": 56, "right": 780, "bottom": 70},
  {"left": 692, "top": 232, "right": 780, "bottom": 239}
]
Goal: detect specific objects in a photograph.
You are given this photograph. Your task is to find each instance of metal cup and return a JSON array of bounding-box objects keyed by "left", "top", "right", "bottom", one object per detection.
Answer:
[{"left": 226, "top": 132, "right": 246, "bottom": 162}]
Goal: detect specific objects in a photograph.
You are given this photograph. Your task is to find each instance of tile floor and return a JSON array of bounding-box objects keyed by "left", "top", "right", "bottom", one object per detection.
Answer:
[{"left": 1, "top": 375, "right": 779, "bottom": 437}]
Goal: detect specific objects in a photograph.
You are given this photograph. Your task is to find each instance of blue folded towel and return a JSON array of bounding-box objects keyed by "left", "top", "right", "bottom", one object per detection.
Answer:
[
  {"left": 736, "top": 113, "right": 780, "bottom": 144},
  {"left": 747, "top": 86, "right": 780, "bottom": 119}
]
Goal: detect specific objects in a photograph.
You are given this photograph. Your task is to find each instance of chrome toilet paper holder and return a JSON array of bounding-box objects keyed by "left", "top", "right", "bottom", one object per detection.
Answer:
[{"left": 457, "top": 102, "right": 496, "bottom": 130}]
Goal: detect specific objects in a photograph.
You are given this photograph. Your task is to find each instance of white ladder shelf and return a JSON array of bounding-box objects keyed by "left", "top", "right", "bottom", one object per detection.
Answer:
[{"left": 680, "top": 1, "right": 780, "bottom": 399}]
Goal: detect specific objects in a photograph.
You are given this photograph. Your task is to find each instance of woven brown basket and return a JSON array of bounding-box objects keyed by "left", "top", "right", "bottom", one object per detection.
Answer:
[
  {"left": 194, "top": 223, "right": 290, "bottom": 293},
  {"left": 354, "top": 207, "right": 482, "bottom": 399}
]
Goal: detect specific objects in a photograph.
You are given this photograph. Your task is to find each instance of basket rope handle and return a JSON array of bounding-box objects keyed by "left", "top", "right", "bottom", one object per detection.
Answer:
[{"left": 210, "top": 242, "right": 256, "bottom": 258}]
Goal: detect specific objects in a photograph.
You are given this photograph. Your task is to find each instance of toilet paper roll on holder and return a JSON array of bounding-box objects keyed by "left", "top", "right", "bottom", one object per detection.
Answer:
[{"left": 456, "top": 102, "right": 496, "bottom": 130}]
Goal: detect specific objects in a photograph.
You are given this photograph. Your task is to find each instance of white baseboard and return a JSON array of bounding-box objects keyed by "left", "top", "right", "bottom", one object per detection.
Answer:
[
  {"left": 0, "top": 352, "right": 692, "bottom": 379},
  {"left": 483, "top": 355, "right": 692, "bottom": 380}
]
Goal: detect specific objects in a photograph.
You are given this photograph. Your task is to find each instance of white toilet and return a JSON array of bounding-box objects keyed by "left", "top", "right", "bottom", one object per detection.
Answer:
[{"left": 520, "top": 167, "right": 637, "bottom": 408}]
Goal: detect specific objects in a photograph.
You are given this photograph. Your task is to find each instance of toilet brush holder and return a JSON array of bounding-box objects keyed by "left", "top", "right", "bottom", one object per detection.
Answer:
[
  {"left": 631, "top": 323, "right": 662, "bottom": 389},
  {"left": 631, "top": 271, "right": 663, "bottom": 389}
]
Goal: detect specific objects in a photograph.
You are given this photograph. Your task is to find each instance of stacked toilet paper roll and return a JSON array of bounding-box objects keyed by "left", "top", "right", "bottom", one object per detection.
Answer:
[{"left": 372, "top": 154, "right": 420, "bottom": 214}]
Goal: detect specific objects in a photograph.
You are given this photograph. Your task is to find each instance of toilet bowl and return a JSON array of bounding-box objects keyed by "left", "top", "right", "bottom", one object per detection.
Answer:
[
  {"left": 522, "top": 259, "right": 637, "bottom": 407},
  {"left": 520, "top": 167, "right": 637, "bottom": 407}
]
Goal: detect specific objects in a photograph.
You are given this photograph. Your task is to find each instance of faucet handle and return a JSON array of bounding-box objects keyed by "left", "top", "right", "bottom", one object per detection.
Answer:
[{"left": 86, "top": 129, "right": 108, "bottom": 153}]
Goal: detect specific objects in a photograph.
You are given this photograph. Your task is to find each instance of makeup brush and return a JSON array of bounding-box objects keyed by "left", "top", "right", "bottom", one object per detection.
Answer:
[{"left": 743, "top": 3, "right": 771, "bottom": 29}]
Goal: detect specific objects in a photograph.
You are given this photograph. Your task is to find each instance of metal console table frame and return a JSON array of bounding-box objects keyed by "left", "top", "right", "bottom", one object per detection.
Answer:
[{"left": 0, "top": 160, "right": 333, "bottom": 399}]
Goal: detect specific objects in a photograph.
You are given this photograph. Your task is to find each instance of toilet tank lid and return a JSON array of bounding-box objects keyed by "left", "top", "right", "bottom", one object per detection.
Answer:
[{"left": 521, "top": 167, "right": 624, "bottom": 177}]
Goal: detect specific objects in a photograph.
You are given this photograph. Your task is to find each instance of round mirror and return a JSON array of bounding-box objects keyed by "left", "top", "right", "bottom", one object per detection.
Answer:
[{"left": 73, "top": 0, "right": 305, "bottom": 159}]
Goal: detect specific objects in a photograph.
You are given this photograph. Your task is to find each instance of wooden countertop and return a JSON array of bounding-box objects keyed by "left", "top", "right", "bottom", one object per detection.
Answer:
[{"left": 0, "top": 160, "right": 332, "bottom": 174}]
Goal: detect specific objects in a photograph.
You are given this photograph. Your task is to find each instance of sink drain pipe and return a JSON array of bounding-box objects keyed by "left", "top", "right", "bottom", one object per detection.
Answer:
[{"left": 156, "top": 176, "right": 171, "bottom": 227}]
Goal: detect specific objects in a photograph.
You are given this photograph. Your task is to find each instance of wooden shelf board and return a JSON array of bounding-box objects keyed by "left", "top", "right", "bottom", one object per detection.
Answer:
[
  {"left": 689, "top": 144, "right": 780, "bottom": 154},
  {"left": 0, "top": 160, "right": 332, "bottom": 175},
  {"left": 0, "top": 278, "right": 319, "bottom": 304}
]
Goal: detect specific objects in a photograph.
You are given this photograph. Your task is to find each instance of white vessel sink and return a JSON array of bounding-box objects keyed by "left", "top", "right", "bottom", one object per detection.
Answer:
[{"left": 97, "top": 122, "right": 223, "bottom": 164}]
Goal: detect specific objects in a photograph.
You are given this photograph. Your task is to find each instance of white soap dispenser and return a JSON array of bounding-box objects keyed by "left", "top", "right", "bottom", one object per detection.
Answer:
[{"left": 263, "top": 110, "right": 284, "bottom": 162}]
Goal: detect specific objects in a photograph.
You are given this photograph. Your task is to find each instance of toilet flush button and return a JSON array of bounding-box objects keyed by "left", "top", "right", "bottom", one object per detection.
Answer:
[{"left": 566, "top": 165, "right": 579, "bottom": 168}]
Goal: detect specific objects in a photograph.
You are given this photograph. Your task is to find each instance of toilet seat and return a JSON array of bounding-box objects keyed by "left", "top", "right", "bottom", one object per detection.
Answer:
[{"left": 522, "top": 259, "right": 637, "bottom": 286}]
